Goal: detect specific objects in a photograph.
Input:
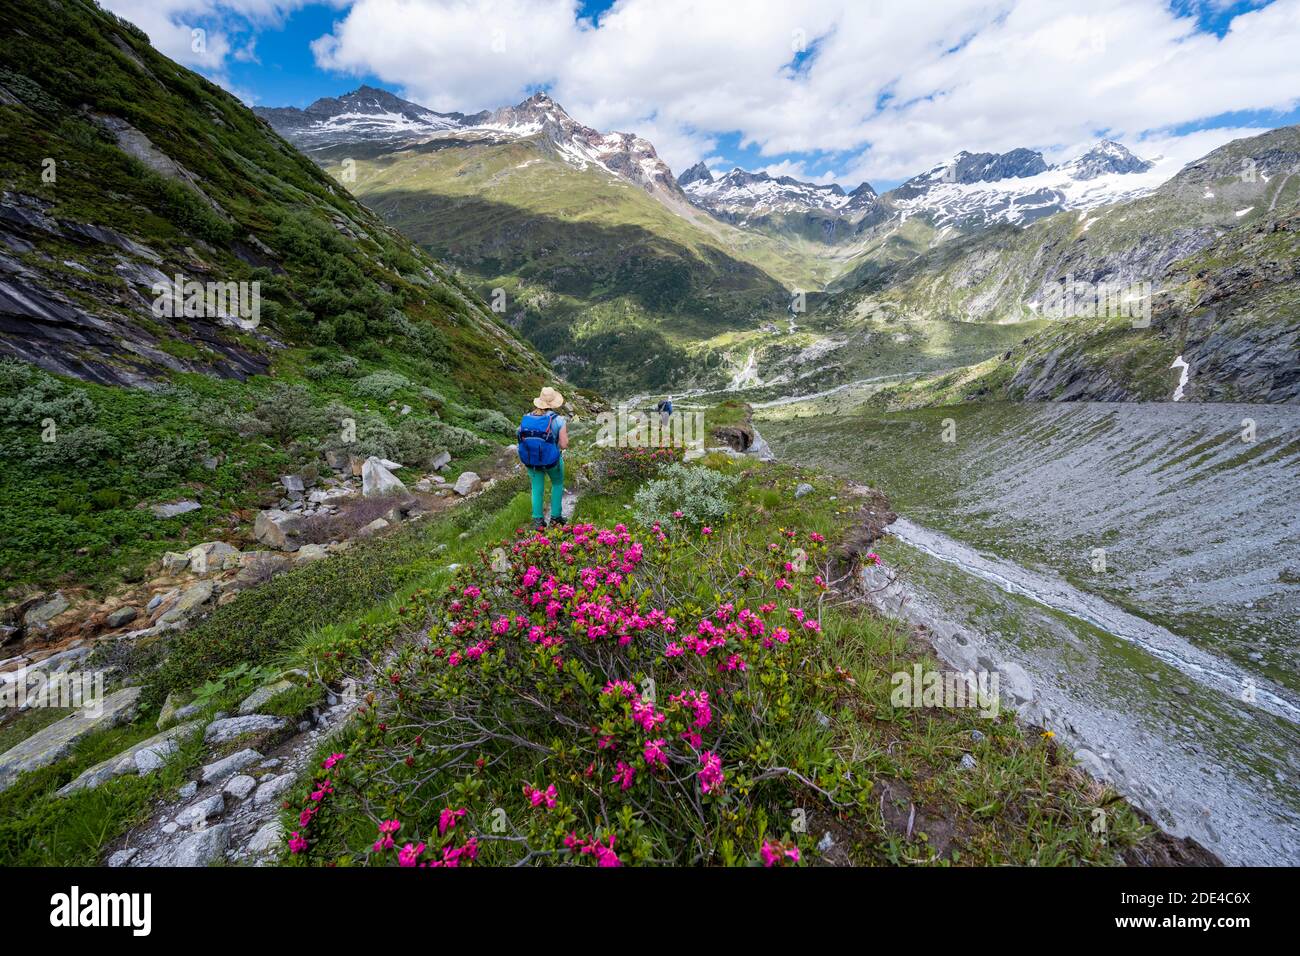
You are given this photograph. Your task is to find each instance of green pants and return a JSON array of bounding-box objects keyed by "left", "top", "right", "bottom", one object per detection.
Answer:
[{"left": 528, "top": 458, "right": 564, "bottom": 522}]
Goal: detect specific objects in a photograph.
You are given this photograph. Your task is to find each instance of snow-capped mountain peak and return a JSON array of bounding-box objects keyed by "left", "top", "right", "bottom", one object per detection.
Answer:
[
  {"left": 884, "top": 140, "right": 1164, "bottom": 229},
  {"left": 678, "top": 165, "right": 877, "bottom": 216},
  {"left": 1061, "top": 140, "right": 1155, "bottom": 180},
  {"left": 253, "top": 85, "right": 483, "bottom": 151}
]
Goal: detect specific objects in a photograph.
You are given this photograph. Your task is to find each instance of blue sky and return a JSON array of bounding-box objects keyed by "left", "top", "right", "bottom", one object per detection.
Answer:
[{"left": 102, "top": 0, "right": 1300, "bottom": 189}]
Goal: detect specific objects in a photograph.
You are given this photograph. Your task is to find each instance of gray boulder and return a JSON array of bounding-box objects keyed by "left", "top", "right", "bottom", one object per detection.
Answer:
[
  {"left": 0, "top": 687, "right": 142, "bottom": 792},
  {"left": 175, "top": 792, "right": 226, "bottom": 829},
  {"left": 162, "top": 823, "right": 230, "bottom": 867},
  {"left": 253, "top": 509, "right": 304, "bottom": 552},
  {"left": 254, "top": 772, "right": 297, "bottom": 807},
  {"left": 357, "top": 517, "right": 389, "bottom": 537},
  {"left": 245, "top": 819, "right": 284, "bottom": 859},
  {"left": 362, "top": 456, "right": 407, "bottom": 497},
  {"left": 106, "top": 606, "right": 139, "bottom": 628},
  {"left": 204, "top": 714, "right": 287, "bottom": 744},
  {"left": 237, "top": 679, "right": 297, "bottom": 716},
  {"left": 22, "top": 591, "right": 69, "bottom": 628},
  {"left": 157, "top": 581, "right": 214, "bottom": 624},
  {"left": 185, "top": 541, "right": 240, "bottom": 574},
  {"left": 150, "top": 500, "right": 201, "bottom": 519},
  {"left": 200, "top": 748, "right": 262, "bottom": 785},
  {"left": 453, "top": 471, "right": 482, "bottom": 496},
  {"left": 224, "top": 774, "right": 257, "bottom": 800},
  {"left": 57, "top": 720, "right": 202, "bottom": 796}
]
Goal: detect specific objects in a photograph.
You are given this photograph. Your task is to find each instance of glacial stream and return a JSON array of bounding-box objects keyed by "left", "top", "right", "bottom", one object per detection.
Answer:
[{"left": 763, "top": 400, "right": 1300, "bottom": 865}]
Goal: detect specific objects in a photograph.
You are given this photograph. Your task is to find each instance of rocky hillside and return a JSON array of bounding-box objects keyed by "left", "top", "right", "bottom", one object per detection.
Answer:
[
  {"left": 0, "top": 0, "right": 559, "bottom": 595},
  {"left": 260, "top": 89, "right": 806, "bottom": 393},
  {"left": 678, "top": 164, "right": 886, "bottom": 243},
  {"left": 794, "top": 125, "right": 1300, "bottom": 403},
  {"left": 881, "top": 141, "right": 1161, "bottom": 230},
  {"left": 972, "top": 209, "right": 1300, "bottom": 404}
]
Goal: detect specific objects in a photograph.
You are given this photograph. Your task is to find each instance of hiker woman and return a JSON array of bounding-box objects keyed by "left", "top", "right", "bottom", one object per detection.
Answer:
[{"left": 517, "top": 386, "right": 569, "bottom": 531}]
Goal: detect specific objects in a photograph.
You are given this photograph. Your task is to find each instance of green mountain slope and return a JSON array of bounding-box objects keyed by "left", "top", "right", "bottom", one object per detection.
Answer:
[
  {"left": 0, "top": 0, "right": 557, "bottom": 593},
  {"left": 807, "top": 126, "right": 1300, "bottom": 404},
  {"left": 329, "top": 136, "right": 802, "bottom": 392}
]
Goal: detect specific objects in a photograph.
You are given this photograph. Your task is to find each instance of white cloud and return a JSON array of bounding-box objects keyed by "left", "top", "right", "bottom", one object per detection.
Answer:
[
  {"left": 99, "top": 1, "right": 330, "bottom": 97},
  {"left": 111, "top": 0, "right": 1300, "bottom": 185}
]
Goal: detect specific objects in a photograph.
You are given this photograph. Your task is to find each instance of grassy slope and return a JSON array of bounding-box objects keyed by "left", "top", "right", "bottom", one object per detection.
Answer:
[
  {"left": 813, "top": 126, "right": 1300, "bottom": 406},
  {"left": 1, "top": 427, "right": 1171, "bottom": 866},
  {"left": 272, "top": 450, "right": 1157, "bottom": 866},
  {"left": 0, "top": 0, "right": 561, "bottom": 594},
  {"left": 330, "top": 139, "right": 828, "bottom": 392}
]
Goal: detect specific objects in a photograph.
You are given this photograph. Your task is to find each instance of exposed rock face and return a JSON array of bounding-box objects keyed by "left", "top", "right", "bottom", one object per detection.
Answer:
[
  {"left": 56, "top": 720, "right": 202, "bottom": 796},
  {"left": 0, "top": 687, "right": 143, "bottom": 792},
  {"left": 157, "top": 581, "right": 214, "bottom": 625}
]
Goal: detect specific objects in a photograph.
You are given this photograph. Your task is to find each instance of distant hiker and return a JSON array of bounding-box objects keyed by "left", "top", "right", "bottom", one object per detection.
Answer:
[
  {"left": 656, "top": 395, "right": 673, "bottom": 430},
  {"left": 518, "top": 386, "right": 569, "bottom": 531}
]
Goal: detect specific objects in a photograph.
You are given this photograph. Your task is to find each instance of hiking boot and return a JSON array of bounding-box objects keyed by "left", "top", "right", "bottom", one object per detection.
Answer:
[
  {"left": 550, "top": 515, "right": 566, "bottom": 527},
  {"left": 533, "top": 519, "right": 547, "bottom": 533}
]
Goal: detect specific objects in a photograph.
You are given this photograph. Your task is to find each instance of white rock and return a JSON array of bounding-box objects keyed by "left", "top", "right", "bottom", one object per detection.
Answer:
[
  {"left": 176, "top": 793, "right": 225, "bottom": 829},
  {"left": 224, "top": 774, "right": 257, "bottom": 800},
  {"left": 165, "top": 824, "right": 230, "bottom": 867},
  {"left": 204, "top": 714, "right": 287, "bottom": 743},
  {"left": 254, "top": 773, "right": 296, "bottom": 807},
  {"left": 107, "top": 848, "right": 138, "bottom": 868},
  {"left": 246, "top": 820, "right": 284, "bottom": 857},
  {"left": 363, "top": 457, "right": 408, "bottom": 497},
  {"left": 453, "top": 471, "right": 482, "bottom": 496},
  {"left": 357, "top": 517, "right": 389, "bottom": 537}
]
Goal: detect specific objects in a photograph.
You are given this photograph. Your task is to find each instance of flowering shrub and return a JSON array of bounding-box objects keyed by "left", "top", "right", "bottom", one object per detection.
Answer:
[
  {"left": 291, "top": 505, "right": 872, "bottom": 867},
  {"left": 589, "top": 445, "right": 681, "bottom": 487}
]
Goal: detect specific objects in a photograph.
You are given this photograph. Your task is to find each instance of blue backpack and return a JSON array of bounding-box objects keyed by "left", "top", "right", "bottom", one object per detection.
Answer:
[{"left": 517, "top": 412, "right": 561, "bottom": 468}]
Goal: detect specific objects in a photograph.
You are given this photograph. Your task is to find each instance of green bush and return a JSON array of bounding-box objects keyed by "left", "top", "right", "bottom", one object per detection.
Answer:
[
  {"left": 633, "top": 463, "right": 739, "bottom": 529},
  {"left": 471, "top": 408, "right": 513, "bottom": 435},
  {"left": 353, "top": 370, "right": 411, "bottom": 401}
]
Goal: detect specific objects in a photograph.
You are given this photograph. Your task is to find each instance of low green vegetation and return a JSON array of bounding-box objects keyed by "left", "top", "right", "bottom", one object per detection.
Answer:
[
  {"left": 237, "top": 449, "right": 1149, "bottom": 867},
  {"left": 0, "top": 716, "right": 204, "bottom": 867}
]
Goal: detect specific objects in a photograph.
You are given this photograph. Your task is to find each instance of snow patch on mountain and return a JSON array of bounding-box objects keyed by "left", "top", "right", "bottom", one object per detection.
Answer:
[{"left": 886, "top": 141, "right": 1167, "bottom": 228}]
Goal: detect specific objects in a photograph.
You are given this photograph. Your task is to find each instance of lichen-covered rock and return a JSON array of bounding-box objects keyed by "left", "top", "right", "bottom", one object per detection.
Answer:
[
  {"left": 199, "top": 748, "right": 262, "bottom": 785},
  {"left": 0, "top": 687, "right": 142, "bottom": 792},
  {"left": 253, "top": 509, "right": 304, "bottom": 552},
  {"left": 204, "top": 714, "right": 287, "bottom": 744},
  {"left": 56, "top": 720, "right": 202, "bottom": 796},
  {"left": 237, "top": 679, "right": 297, "bottom": 716}
]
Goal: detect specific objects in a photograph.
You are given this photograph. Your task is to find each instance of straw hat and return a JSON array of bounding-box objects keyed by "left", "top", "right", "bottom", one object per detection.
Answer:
[{"left": 533, "top": 386, "right": 565, "bottom": 409}]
